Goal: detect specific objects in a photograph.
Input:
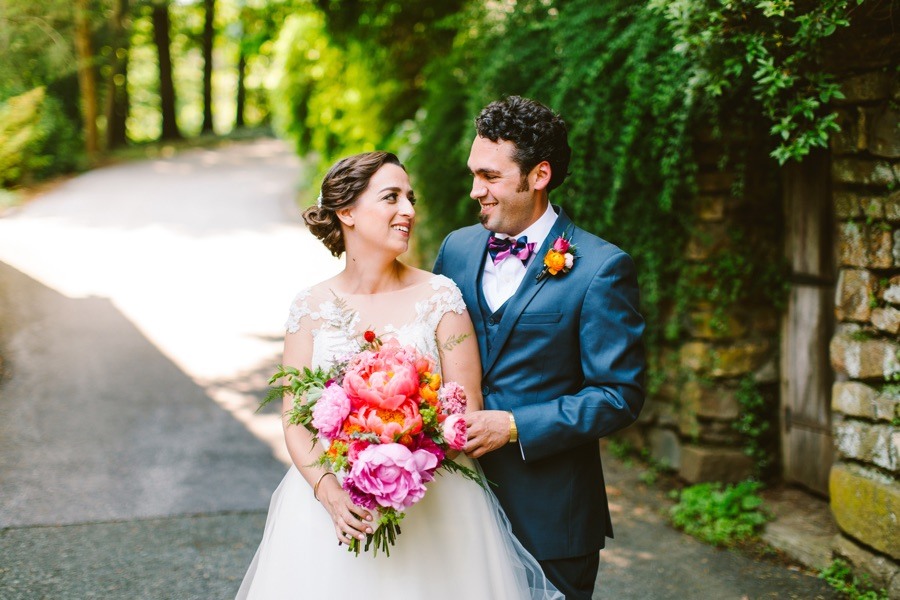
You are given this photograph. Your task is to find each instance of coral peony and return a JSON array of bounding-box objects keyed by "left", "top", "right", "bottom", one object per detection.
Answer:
[{"left": 344, "top": 443, "right": 439, "bottom": 511}]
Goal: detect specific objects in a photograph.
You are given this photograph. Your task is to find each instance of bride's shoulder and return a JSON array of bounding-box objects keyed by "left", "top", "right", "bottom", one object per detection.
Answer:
[{"left": 284, "top": 281, "right": 340, "bottom": 333}]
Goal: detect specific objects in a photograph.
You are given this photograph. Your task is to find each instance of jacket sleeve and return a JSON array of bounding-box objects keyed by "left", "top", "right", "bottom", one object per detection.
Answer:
[
  {"left": 512, "top": 250, "right": 647, "bottom": 462},
  {"left": 432, "top": 234, "right": 450, "bottom": 276}
]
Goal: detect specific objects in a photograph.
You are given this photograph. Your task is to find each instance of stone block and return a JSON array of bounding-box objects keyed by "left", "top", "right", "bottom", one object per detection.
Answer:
[
  {"left": 874, "top": 387, "right": 900, "bottom": 423},
  {"left": 840, "top": 222, "right": 868, "bottom": 267},
  {"left": 697, "top": 195, "right": 725, "bottom": 221},
  {"left": 686, "top": 307, "right": 747, "bottom": 339},
  {"left": 681, "top": 379, "right": 741, "bottom": 420},
  {"left": 871, "top": 227, "right": 895, "bottom": 268},
  {"left": 710, "top": 340, "right": 771, "bottom": 378},
  {"left": 837, "top": 71, "right": 893, "bottom": 103},
  {"left": 869, "top": 105, "right": 900, "bottom": 158},
  {"left": 895, "top": 230, "right": 900, "bottom": 267},
  {"left": 883, "top": 276, "right": 900, "bottom": 305},
  {"left": 830, "top": 327, "right": 900, "bottom": 380},
  {"left": 885, "top": 190, "right": 900, "bottom": 222},
  {"left": 872, "top": 306, "right": 900, "bottom": 335},
  {"left": 648, "top": 427, "right": 681, "bottom": 470},
  {"left": 679, "top": 444, "right": 754, "bottom": 484},
  {"left": 833, "top": 420, "right": 898, "bottom": 472},
  {"left": 832, "top": 534, "right": 899, "bottom": 594},
  {"left": 832, "top": 107, "right": 867, "bottom": 155},
  {"left": 753, "top": 358, "right": 779, "bottom": 384},
  {"left": 696, "top": 171, "right": 736, "bottom": 194},
  {"left": 830, "top": 462, "right": 900, "bottom": 559},
  {"left": 835, "top": 269, "right": 876, "bottom": 321},
  {"left": 685, "top": 222, "right": 728, "bottom": 261},
  {"left": 832, "top": 381, "right": 879, "bottom": 419},
  {"left": 680, "top": 341, "right": 712, "bottom": 374},
  {"left": 832, "top": 158, "right": 897, "bottom": 187},
  {"left": 750, "top": 308, "right": 780, "bottom": 334},
  {"left": 834, "top": 190, "right": 862, "bottom": 219},
  {"left": 697, "top": 420, "right": 742, "bottom": 445}
]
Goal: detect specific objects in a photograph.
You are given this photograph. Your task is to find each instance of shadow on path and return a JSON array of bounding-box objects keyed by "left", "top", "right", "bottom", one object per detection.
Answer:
[{"left": 0, "top": 261, "right": 285, "bottom": 528}]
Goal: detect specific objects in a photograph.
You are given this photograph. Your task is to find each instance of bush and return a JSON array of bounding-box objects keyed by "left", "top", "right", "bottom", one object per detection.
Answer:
[
  {"left": 669, "top": 480, "right": 769, "bottom": 546},
  {"left": 0, "top": 87, "right": 81, "bottom": 188}
]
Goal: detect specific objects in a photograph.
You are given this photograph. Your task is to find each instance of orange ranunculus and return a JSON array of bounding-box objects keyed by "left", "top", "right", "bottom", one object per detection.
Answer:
[
  {"left": 420, "top": 383, "right": 439, "bottom": 406},
  {"left": 544, "top": 250, "right": 566, "bottom": 275},
  {"left": 427, "top": 373, "right": 441, "bottom": 390}
]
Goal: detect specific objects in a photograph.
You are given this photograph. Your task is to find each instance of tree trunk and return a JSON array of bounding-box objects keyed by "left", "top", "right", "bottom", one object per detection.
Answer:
[
  {"left": 152, "top": 1, "right": 181, "bottom": 140},
  {"left": 105, "top": 0, "right": 130, "bottom": 149},
  {"left": 200, "top": 0, "right": 215, "bottom": 133},
  {"left": 235, "top": 46, "right": 246, "bottom": 128},
  {"left": 74, "top": 0, "right": 99, "bottom": 159}
]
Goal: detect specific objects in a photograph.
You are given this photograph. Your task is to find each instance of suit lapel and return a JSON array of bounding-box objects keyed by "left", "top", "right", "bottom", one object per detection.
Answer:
[
  {"left": 462, "top": 229, "right": 492, "bottom": 366},
  {"left": 482, "top": 207, "right": 574, "bottom": 377}
]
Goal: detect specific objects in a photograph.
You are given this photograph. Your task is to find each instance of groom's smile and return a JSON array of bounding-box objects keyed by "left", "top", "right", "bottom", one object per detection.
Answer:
[{"left": 468, "top": 135, "right": 549, "bottom": 237}]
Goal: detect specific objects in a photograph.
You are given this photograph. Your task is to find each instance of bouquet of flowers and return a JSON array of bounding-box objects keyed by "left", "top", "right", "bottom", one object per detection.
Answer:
[{"left": 261, "top": 331, "right": 483, "bottom": 556}]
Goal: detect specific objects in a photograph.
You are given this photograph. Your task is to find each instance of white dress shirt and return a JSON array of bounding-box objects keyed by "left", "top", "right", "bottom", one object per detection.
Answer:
[{"left": 482, "top": 203, "right": 558, "bottom": 312}]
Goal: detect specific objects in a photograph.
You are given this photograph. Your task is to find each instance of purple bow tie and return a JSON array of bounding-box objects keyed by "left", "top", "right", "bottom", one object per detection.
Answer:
[{"left": 487, "top": 234, "right": 535, "bottom": 266}]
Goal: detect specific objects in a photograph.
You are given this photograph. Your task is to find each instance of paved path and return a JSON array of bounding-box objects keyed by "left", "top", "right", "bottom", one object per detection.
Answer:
[{"left": 0, "top": 139, "right": 839, "bottom": 599}]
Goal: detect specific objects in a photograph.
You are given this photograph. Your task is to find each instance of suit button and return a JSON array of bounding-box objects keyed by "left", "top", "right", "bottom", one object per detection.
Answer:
[
  {"left": 488, "top": 317, "right": 498, "bottom": 325},
  {"left": 482, "top": 385, "right": 491, "bottom": 396}
]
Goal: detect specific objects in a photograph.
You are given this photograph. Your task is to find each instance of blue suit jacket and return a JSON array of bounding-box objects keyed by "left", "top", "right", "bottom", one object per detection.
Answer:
[{"left": 434, "top": 206, "right": 646, "bottom": 560}]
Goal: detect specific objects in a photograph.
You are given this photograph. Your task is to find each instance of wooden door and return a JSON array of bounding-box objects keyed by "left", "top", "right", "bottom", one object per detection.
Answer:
[{"left": 780, "top": 149, "right": 835, "bottom": 496}]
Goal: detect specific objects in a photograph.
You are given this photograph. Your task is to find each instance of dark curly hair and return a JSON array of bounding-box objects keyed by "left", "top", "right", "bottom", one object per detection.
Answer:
[
  {"left": 302, "top": 151, "right": 405, "bottom": 257},
  {"left": 475, "top": 96, "right": 571, "bottom": 192}
]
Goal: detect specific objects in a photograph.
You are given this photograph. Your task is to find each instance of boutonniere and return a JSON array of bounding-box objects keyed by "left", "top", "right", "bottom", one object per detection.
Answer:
[{"left": 536, "top": 230, "right": 577, "bottom": 281}]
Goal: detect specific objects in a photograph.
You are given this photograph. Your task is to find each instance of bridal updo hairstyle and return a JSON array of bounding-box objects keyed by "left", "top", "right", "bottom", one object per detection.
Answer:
[
  {"left": 302, "top": 151, "right": 405, "bottom": 257},
  {"left": 475, "top": 95, "right": 571, "bottom": 192}
]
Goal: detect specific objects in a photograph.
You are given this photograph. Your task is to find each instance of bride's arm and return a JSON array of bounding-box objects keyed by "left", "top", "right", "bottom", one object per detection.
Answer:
[
  {"left": 436, "top": 309, "right": 483, "bottom": 413},
  {"left": 281, "top": 327, "right": 373, "bottom": 544}
]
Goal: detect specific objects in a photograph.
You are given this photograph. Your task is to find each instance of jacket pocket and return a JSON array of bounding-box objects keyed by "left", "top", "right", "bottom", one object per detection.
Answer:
[{"left": 517, "top": 312, "right": 563, "bottom": 325}]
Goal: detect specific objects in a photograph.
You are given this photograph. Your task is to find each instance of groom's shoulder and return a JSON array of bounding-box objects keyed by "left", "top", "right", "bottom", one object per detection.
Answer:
[
  {"left": 442, "top": 223, "right": 486, "bottom": 249},
  {"left": 570, "top": 223, "right": 630, "bottom": 265}
]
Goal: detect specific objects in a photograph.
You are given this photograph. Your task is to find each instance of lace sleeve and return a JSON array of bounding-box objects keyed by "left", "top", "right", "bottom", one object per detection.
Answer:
[
  {"left": 284, "top": 289, "right": 312, "bottom": 333},
  {"left": 423, "top": 275, "right": 466, "bottom": 330}
]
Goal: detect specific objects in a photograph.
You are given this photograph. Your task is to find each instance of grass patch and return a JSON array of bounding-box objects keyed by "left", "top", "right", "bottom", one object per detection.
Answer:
[
  {"left": 669, "top": 480, "right": 769, "bottom": 546},
  {"left": 819, "top": 559, "right": 888, "bottom": 600}
]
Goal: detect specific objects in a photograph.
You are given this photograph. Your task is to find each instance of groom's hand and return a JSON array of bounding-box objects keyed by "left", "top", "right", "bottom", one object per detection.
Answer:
[{"left": 464, "top": 410, "right": 512, "bottom": 458}]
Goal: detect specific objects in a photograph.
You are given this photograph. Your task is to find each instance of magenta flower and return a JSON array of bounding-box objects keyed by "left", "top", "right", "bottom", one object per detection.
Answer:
[
  {"left": 552, "top": 236, "right": 571, "bottom": 253},
  {"left": 311, "top": 382, "right": 351, "bottom": 440},
  {"left": 438, "top": 381, "right": 467, "bottom": 416},
  {"left": 344, "top": 443, "right": 438, "bottom": 511},
  {"left": 441, "top": 414, "right": 467, "bottom": 450}
]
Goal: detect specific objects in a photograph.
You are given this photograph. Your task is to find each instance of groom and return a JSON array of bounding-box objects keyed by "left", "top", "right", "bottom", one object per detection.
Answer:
[{"left": 433, "top": 96, "right": 646, "bottom": 599}]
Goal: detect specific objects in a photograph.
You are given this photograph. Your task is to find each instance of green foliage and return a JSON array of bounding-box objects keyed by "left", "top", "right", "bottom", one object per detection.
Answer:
[
  {"left": 819, "top": 559, "right": 889, "bottom": 600},
  {"left": 0, "top": 87, "right": 80, "bottom": 188},
  {"left": 650, "top": 0, "right": 865, "bottom": 164},
  {"left": 669, "top": 480, "right": 769, "bottom": 546},
  {"left": 412, "top": 0, "right": 696, "bottom": 352},
  {"left": 733, "top": 376, "right": 777, "bottom": 477}
]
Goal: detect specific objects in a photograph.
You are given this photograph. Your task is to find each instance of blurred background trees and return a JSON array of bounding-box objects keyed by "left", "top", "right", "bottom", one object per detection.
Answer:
[{"left": 0, "top": 0, "right": 876, "bottom": 343}]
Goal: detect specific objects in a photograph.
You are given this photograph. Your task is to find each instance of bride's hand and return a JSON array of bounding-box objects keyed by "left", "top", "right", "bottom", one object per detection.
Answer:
[{"left": 317, "top": 475, "right": 374, "bottom": 545}]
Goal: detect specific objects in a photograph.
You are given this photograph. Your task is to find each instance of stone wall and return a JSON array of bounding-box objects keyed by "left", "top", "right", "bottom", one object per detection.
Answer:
[
  {"left": 621, "top": 132, "right": 781, "bottom": 485},
  {"left": 828, "top": 65, "right": 900, "bottom": 597}
]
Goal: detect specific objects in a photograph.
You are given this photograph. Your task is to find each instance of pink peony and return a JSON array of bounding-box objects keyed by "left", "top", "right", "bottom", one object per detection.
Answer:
[
  {"left": 438, "top": 382, "right": 467, "bottom": 416},
  {"left": 344, "top": 443, "right": 438, "bottom": 511},
  {"left": 441, "top": 414, "right": 467, "bottom": 450},
  {"left": 311, "top": 382, "right": 351, "bottom": 440},
  {"left": 552, "top": 236, "right": 571, "bottom": 253}
]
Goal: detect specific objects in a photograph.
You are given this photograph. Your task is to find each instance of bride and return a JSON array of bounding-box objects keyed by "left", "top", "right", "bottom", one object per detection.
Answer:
[{"left": 236, "top": 152, "right": 560, "bottom": 599}]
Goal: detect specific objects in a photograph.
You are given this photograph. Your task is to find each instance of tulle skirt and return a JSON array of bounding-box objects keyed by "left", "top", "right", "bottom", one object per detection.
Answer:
[{"left": 236, "top": 456, "right": 561, "bottom": 599}]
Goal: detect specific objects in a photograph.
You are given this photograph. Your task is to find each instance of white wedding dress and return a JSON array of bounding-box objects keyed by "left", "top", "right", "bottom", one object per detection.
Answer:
[{"left": 236, "top": 275, "right": 561, "bottom": 600}]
